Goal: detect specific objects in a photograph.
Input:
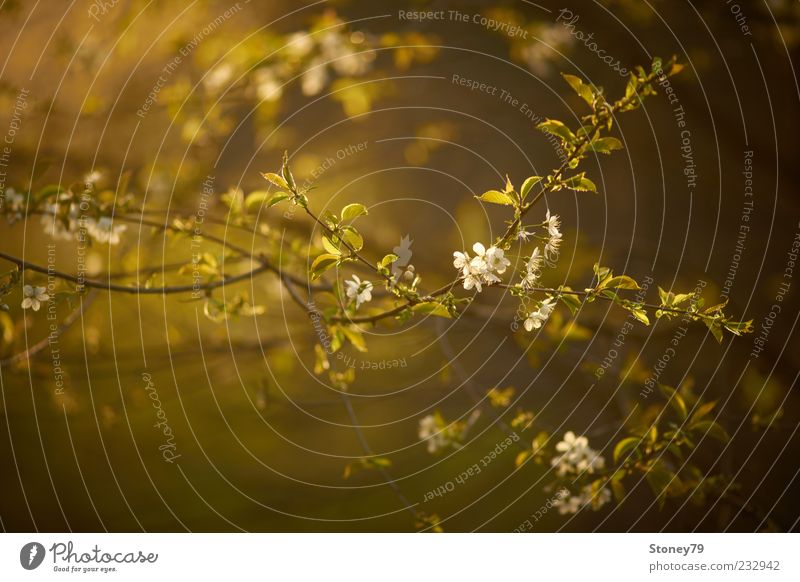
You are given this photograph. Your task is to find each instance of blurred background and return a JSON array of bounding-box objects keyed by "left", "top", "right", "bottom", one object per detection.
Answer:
[{"left": 0, "top": 0, "right": 799, "bottom": 532}]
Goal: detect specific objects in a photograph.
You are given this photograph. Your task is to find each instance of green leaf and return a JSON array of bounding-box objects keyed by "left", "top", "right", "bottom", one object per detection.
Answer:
[
  {"left": 562, "top": 73, "right": 595, "bottom": 106},
  {"left": 261, "top": 172, "right": 289, "bottom": 190},
  {"left": 412, "top": 302, "right": 452, "bottom": 318},
  {"left": 610, "top": 476, "right": 626, "bottom": 503},
  {"left": 341, "top": 203, "right": 368, "bottom": 221},
  {"left": 646, "top": 461, "right": 677, "bottom": 504},
  {"left": 244, "top": 191, "right": 271, "bottom": 211},
  {"left": 613, "top": 437, "right": 640, "bottom": 463},
  {"left": 310, "top": 254, "right": 339, "bottom": 280},
  {"left": 321, "top": 236, "right": 341, "bottom": 256},
  {"left": 341, "top": 326, "right": 368, "bottom": 352},
  {"left": 630, "top": 307, "right": 650, "bottom": 325},
  {"left": 659, "top": 384, "right": 688, "bottom": 419},
  {"left": 379, "top": 254, "right": 398, "bottom": 269},
  {"left": 599, "top": 275, "right": 640, "bottom": 291},
  {"left": 689, "top": 400, "right": 717, "bottom": 425},
  {"left": 519, "top": 176, "right": 542, "bottom": 199},
  {"left": 556, "top": 287, "right": 582, "bottom": 315},
  {"left": 588, "top": 137, "right": 624, "bottom": 154},
  {"left": 723, "top": 320, "right": 754, "bottom": 336},
  {"left": 562, "top": 173, "right": 597, "bottom": 192},
  {"left": 267, "top": 192, "right": 291, "bottom": 207},
  {"left": 537, "top": 119, "right": 576, "bottom": 144},
  {"left": 704, "top": 319, "right": 724, "bottom": 343},
  {"left": 340, "top": 226, "right": 364, "bottom": 252},
  {"left": 476, "top": 190, "right": 515, "bottom": 206},
  {"left": 690, "top": 420, "right": 729, "bottom": 443}
]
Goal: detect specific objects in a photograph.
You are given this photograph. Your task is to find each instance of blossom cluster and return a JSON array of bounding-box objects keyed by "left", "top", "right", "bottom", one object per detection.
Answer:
[
  {"left": 418, "top": 414, "right": 463, "bottom": 454},
  {"left": 553, "top": 484, "right": 612, "bottom": 515},
  {"left": 345, "top": 275, "right": 373, "bottom": 309},
  {"left": 452, "top": 242, "right": 510, "bottom": 292},
  {"left": 40, "top": 202, "right": 126, "bottom": 245},
  {"left": 550, "top": 431, "right": 606, "bottom": 476},
  {"left": 205, "top": 27, "right": 375, "bottom": 102}
]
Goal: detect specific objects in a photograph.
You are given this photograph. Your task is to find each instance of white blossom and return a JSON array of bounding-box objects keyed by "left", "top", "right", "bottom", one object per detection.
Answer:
[
  {"left": 89, "top": 217, "right": 127, "bottom": 245},
  {"left": 554, "top": 484, "right": 612, "bottom": 515},
  {"left": 453, "top": 242, "right": 508, "bottom": 292},
  {"left": 204, "top": 63, "right": 234, "bottom": 91},
  {"left": 345, "top": 275, "right": 373, "bottom": 308},
  {"left": 284, "top": 32, "right": 315, "bottom": 59},
  {"left": 516, "top": 228, "right": 535, "bottom": 241},
  {"left": 524, "top": 297, "right": 556, "bottom": 331},
  {"left": 550, "top": 431, "right": 606, "bottom": 477},
  {"left": 301, "top": 58, "right": 329, "bottom": 96},
  {"left": 522, "top": 247, "right": 543, "bottom": 289},
  {"left": 3, "top": 188, "right": 25, "bottom": 222},
  {"left": 418, "top": 415, "right": 449, "bottom": 454},
  {"left": 544, "top": 209, "right": 562, "bottom": 261},
  {"left": 545, "top": 209, "right": 561, "bottom": 234},
  {"left": 418, "top": 413, "right": 464, "bottom": 454},
  {"left": 254, "top": 67, "right": 283, "bottom": 102},
  {"left": 21, "top": 285, "right": 50, "bottom": 311}
]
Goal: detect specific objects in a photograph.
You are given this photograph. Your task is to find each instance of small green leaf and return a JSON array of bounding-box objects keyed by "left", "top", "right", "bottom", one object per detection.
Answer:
[
  {"left": 556, "top": 287, "right": 582, "bottom": 315},
  {"left": 476, "top": 190, "right": 515, "bottom": 206},
  {"left": 704, "top": 319, "right": 724, "bottom": 343},
  {"left": 310, "top": 254, "right": 339, "bottom": 280},
  {"left": 341, "top": 203, "right": 368, "bottom": 221},
  {"left": 659, "top": 384, "right": 688, "bottom": 419},
  {"left": 244, "top": 191, "right": 271, "bottom": 211},
  {"left": 267, "top": 192, "right": 291, "bottom": 207},
  {"left": 537, "top": 119, "right": 576, "bottom": 144},
  {"left": 562, "top": 73, "right": 595, "bottom": 106},
  {"left": 321, "top": 236, "right": 341, "bottom": 256},
  {"left": 340, "top": 226, "right": 364, "bottom": 252},
  {"left": 599, "top": 275, "right": 640, "bottom": 291},
  {"left": 588, "top": 137, "right": 624, "bottom": 154},
  {"left": 261, "top": 172, "right": 289, "bottom": 190},
  {"left": 630, "top": 307, "right": 650, "bottom": 326},
  {"left": 689, "top": 400, "right": 717, "bottom": 425},
  {"left": 613, "top": 437, "right": 640, "bottom": 463},
  {"left": 341, "top": 326, "right": 368, "bottom": 352},
  {"left": 412, "top": 302, "right": 452, "bottom": 318},
  {"left": 690, "top": 420, "right": 729, "bottom": 443},
  {"left": 520, "top": 176, "right": 542, "bottom": 199},
  {"left": 610, "top": 477, "right": 626, "bottom": 503},
  {"left": 562, "top": 173, "right": 597, "bottom": 192},
  {"left": 379, "top": 254, "right": 398, "bottom": 269}
]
